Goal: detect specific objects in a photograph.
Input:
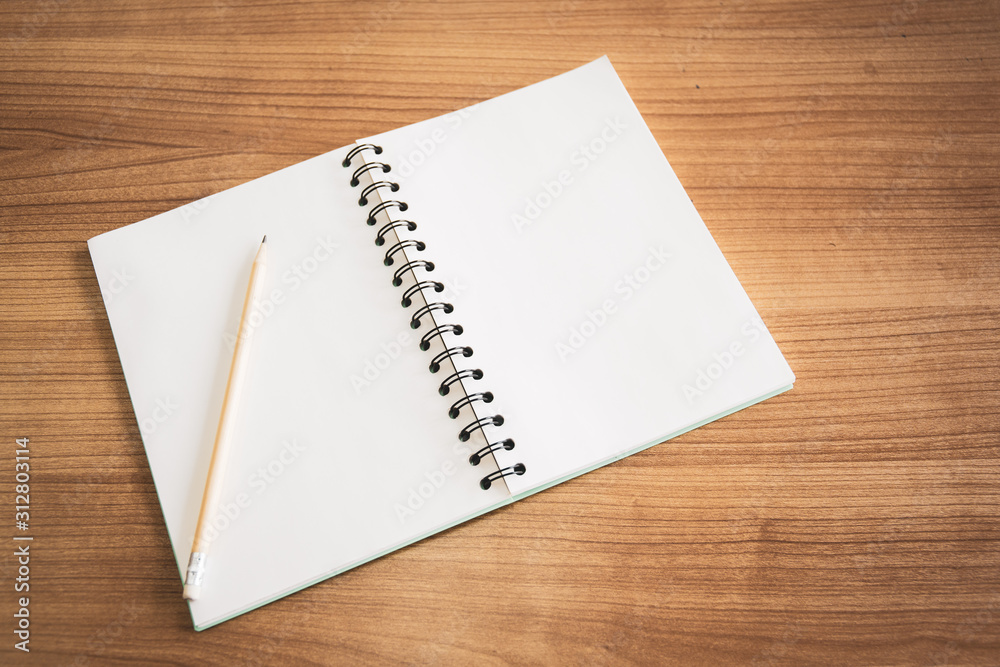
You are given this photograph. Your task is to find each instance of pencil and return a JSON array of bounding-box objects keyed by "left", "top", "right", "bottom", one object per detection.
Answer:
[{"left": 183, "top": 235, "right": 268, "bottom": 601}]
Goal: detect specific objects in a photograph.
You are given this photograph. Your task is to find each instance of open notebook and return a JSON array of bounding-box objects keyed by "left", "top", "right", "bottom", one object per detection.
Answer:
[{"left": 88, "top": 56, "right": 794, "bottom": 630}]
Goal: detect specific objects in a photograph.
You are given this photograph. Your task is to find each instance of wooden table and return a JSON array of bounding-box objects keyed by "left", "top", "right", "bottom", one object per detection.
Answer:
[{"left": 2, "top": 0, "right": 997, "bottom": 663}]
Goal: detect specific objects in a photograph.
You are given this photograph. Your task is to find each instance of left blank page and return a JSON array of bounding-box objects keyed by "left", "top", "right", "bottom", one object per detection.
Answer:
[{"left": 88, "top": 147, "right": 511, "bottom": 629}]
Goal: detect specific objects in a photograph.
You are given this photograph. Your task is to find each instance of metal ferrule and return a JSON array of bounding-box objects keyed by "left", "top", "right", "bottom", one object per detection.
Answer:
[{"left": 185, "top": 551, "right": 207, "bottom": 587}]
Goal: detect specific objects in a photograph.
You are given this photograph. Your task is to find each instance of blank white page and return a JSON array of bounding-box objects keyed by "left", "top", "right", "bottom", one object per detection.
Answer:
[
  {"left": 89, "top": 147, "right": 511, "bottom": 630},
  {"left": 362, "top": 57, "right": 794, "bottom": 496}
]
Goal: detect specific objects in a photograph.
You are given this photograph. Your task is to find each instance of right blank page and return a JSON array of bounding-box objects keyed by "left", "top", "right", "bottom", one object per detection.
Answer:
[{"left": 362, "top": 56, "right": 795, "bottom": 496}]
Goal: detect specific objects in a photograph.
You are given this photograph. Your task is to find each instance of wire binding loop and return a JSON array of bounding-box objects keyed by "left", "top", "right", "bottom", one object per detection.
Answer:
[
  {"left": 366, "top": 200, "right": 408, "bottom": 225},
  {"left": 419, "top": 324, "right": 463, "bottom": 351},
  {"left": 459, "top": 415, "right": 504, "bottom": 442},
  {"left": 480, "top": 464, "right": 526, "bottom": 490},
  {"left": 439, "top": 369, "right": 483, "bottom": 396},
  {"left": 342, "top": 143, "right": 382, "bottom": 168},
  {"left": 376, "top": 220, "right": 417, "bottom": 247},
  {"left": 384, "top": 239, "right": 426, "bottom": 266},
  {"left": 411, "top": 302, "right": 453, "bottom": 329},
  {"left": 402, "top": 281, "right": 444, "bottom": 308},
  {"left": 428, "top": 346, "right": 472, "bottom": 372},
  {"left": 359, "top": 180, "right": 399, "bottom": 206},
  {"left": 469, "top": 439, "right": 515, "bottom": 466},
  {"left": 449, "top": 392, "right": 494, "bottom": 419},
  {"left": 392, "top": 260, "right": 435, "bottom": 287},
  {"left": 350, "top": 162, "right": 391, "bottom": 187}
]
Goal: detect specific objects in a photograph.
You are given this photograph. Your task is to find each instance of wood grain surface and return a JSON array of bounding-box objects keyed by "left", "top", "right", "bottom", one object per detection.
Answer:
[{"left": 1, "top": 0, "right": 998, "bottom": 664}]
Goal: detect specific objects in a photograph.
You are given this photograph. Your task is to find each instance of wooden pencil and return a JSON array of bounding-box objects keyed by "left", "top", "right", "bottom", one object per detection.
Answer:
[{"left": 183, "top": 235, "right": 268, "bottom": 601}]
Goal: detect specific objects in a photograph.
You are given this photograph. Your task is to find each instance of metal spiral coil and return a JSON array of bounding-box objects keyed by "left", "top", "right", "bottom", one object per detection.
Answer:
[{"left": 344, "top": 143, "right": 525, "bottom": 490}]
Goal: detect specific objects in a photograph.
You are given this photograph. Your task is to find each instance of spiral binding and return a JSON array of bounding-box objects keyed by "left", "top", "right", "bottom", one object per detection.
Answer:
[
  {"left": 402, "top": 281, "right": 443, "bottom": 308},
  {"left": 439, "top": 369, "right": 483, "bottom": 396},
  {"left": 366, "top": 200, "right": 408, "bottom": 226},
  {"left": 344, "top": 144, "right": 525, "bottom": 491},
  {"left": 428, "top": 345, "right": 472, "bottom": 373},
  {"left": 419, "top": 323, "right": 463, "bottom": 351},
  {"left": 359, "top": 180, "right": 398, "bottom": 206},
  {"left": 411, "top": 302, "right": 454, "bottom": 329},
  {"left": 469, "top": 438, "right": 515, "bottom": 466},
  {"left": 459, "top": 415, "right": 503, "bottom": 443},
  {"left": 480, "top": 464, "right": 526, "bottom": 490},
  {"left": 376, "top": 220, "right": 417, "bottom": 247},
  {"left": 392, "top": 260, "right": 434, "bottom": 287},
  {"left": 384, "top": 239, "right": 425, "bottom": 266},
  {"left": 349, "top": 162, "right": 390, "bottom": 187}
]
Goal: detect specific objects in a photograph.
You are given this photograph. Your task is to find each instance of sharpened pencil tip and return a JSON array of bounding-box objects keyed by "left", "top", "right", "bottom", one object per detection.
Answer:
[{"left": 261, "top": 234, "right": 267, "bottom": 244}]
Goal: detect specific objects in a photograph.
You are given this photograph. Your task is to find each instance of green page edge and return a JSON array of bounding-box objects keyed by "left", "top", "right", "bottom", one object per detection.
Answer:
[{"left": 193, "top": 382, "right": 793, "bottom": 630}]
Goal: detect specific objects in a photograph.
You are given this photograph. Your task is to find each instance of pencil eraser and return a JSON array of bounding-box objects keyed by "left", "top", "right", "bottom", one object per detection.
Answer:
[{"left": 183, "top": 584, "right": 201, "bottom": 601}]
